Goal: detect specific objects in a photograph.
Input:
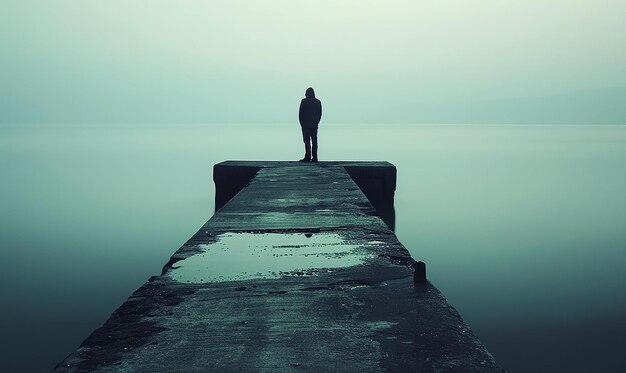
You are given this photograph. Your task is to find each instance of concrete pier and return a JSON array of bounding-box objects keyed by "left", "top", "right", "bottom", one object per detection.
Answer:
[{"left": 55, "top": 161, "right": 503, "bottom": 372}]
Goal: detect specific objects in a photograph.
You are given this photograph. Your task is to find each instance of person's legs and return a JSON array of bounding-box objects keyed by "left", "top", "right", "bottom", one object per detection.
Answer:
[
  {"left": 310, "top": 127, "right": 318, "bottom": 162},
  {"left": 300, "top": 127, "right": 311, "bottom": 162}
]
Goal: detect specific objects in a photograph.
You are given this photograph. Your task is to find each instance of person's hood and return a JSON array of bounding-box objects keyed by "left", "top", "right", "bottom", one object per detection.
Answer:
[{"left": 305, "top": 87, "right": 315, "bottom": 98}]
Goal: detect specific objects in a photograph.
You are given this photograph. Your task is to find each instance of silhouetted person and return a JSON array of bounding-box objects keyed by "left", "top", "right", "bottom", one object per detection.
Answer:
[{"left": 298, "top": 87, "right": 322, "bottom": 162}]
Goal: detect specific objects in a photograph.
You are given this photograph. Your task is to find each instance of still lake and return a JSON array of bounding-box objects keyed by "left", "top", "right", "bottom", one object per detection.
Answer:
[{"left": 1, "top": 124, "right": 625, "bottom": 372}]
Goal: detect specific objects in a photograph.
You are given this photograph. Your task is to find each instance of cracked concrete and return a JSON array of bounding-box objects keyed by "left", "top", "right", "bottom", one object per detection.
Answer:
[{"left": 54, "top": 161, "right": 503, "bottom": 372}]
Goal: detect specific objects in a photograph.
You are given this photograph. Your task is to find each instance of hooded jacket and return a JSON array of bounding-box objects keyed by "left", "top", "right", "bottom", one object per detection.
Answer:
[{"left": 299, "top": 87, "right": 322, "bottom": 128}]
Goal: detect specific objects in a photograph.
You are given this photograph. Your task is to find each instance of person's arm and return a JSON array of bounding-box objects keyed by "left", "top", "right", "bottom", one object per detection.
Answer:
[
  {"left": 318, "top": 101, "right": 322, "bottom": 123},
  {"left": 312, "top": 100, "right": 322, "bottom": 125},
  {"left": 299, "top": 100, "right": 305, "bottom": 126}
]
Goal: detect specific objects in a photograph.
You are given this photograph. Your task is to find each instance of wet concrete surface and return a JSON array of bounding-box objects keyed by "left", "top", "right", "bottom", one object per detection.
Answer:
[
  {"left": 54, "top": 161, "right": 503, "bottom": 372},
  {"left": 166, "top": 232, "right": 380, "bottom": 283}
]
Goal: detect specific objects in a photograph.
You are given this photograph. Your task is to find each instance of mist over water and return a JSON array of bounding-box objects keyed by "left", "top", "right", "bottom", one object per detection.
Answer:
[
  {"left": 3, "top": 1, "right": 625, "bottom": 371},
  {"left": 1, "top": 124, "right": 625, "bottom": 372},
  {"left": 3, "top": 1, "right": 626, "bottom": 125}
]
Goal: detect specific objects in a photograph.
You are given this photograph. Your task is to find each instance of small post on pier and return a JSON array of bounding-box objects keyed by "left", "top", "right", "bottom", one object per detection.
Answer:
[{"left": 413, "top": 261, "right": 426, "bottom": 284}]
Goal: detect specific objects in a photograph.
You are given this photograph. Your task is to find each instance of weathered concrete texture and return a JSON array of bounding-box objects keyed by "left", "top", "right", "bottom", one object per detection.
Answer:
[{"left": 55, "top": 162, "right": 503, "bottom": 372}]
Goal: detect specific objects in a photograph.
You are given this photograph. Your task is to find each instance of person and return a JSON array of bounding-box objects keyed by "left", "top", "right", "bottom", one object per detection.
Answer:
[{"left": 298, "top": 87, "right": 322, "bottom": 162}]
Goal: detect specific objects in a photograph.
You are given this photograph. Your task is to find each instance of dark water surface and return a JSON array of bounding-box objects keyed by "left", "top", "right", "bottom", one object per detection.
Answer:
[{"left": 1, "top": 124, "right": 625, "bottom": 372}]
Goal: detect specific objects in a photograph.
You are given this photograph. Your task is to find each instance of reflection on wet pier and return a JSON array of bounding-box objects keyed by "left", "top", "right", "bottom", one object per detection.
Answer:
[{"left": 54, "top": 161, "right": 502, "bottom": 372}]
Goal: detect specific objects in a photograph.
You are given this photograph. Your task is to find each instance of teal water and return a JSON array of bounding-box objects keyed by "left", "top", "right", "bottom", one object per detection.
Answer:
[{"left": 1, "top": 124, "right": 625, "bottom": 372}]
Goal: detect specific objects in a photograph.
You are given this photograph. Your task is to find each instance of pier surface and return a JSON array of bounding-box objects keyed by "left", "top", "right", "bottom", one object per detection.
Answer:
[{"left": 55, "top": 161, "right": 502, "bottom": 372}]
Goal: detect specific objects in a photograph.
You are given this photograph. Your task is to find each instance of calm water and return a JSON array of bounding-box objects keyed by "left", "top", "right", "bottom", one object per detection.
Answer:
[{"left": 1, "top": 124, "right": 625, "bottom": 372}]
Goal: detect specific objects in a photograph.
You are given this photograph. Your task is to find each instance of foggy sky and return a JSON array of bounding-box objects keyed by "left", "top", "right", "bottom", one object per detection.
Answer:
[{"left": 1, "top": 1, "right": 625, "bottom": 124}]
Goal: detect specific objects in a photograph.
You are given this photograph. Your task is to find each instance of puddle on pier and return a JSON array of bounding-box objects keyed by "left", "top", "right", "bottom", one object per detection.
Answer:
[{"left": 166, "top": 232, "right": 379, "bottom": 283}]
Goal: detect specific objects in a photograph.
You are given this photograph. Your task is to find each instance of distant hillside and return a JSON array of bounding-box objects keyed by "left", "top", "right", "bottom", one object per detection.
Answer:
[{"left": 348, "top": 87, "right": 626, "bottom": 125}]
